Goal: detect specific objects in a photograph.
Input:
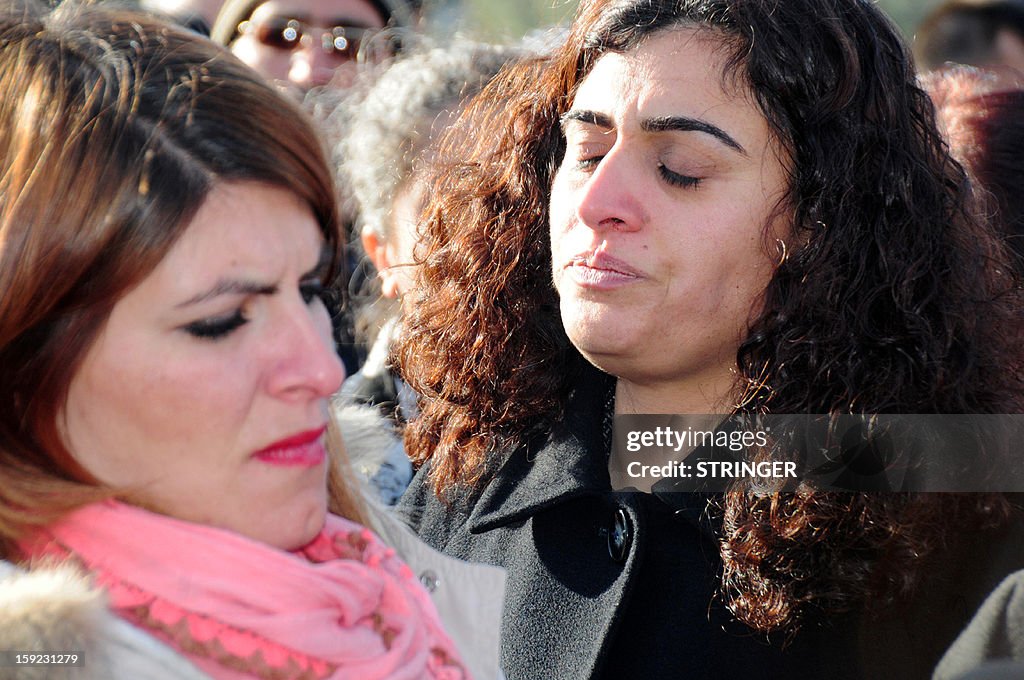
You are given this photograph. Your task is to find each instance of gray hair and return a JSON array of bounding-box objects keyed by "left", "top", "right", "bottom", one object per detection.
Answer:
[{"left": 335, "top": 38, "right": 523, "bottom": 240}]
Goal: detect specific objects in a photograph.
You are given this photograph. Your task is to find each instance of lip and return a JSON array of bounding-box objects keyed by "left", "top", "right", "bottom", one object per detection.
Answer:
[
  {"left": 564, "top": 251, "right": 644, "bottom": 290},
  {"left": 253, "top": 425, "right": 328, "bottom": 467}
]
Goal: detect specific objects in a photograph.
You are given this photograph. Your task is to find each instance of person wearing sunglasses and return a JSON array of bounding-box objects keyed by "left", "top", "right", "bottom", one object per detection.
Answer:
[{"left": 211, "top": 0, "right": 410, "bottom": 93}]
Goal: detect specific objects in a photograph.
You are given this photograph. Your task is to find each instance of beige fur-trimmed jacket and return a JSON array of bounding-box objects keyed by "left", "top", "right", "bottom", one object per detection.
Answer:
[
  {"left": 0, "top": 507, "right": 505, "bottom": 680},
  {"left": 0, "top": 560, "right": 208, "bottom": 679}
]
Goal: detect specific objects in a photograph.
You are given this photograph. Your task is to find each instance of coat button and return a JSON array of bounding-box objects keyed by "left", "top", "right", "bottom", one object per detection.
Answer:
[
  {"left": 607, "top": 507, "right": 633, "bottom": 563},
  {"left": 419, "top": 569, "right": 440, "bottom": 593}
]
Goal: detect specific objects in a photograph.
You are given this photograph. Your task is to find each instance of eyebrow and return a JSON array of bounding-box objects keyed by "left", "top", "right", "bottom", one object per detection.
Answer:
[
  {"left": 267, "top": 11, "right": 311, "bottom": 22},
  {"left": 176, "top": 280, "right": 278, "bottom": 308},
  {"left": 176, "top": 245, "right": 332, "bottom": 308},
  {"left": 267, "top": 12, "right": 375, "bottom": 28},
  {"left": 560, "top": 109, "right": 613, "bottom": 130},
  {"left": 560, "top": 109, "right": 747, "bottom": 156},
  {"left": 326, "top": 18, "right": 375, "bottom": 29},
  {"left": 642, "top": 116, "right": 747, "bottom": 155}
]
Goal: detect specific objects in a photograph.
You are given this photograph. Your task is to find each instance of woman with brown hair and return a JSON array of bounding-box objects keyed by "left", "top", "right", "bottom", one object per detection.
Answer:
[
  {"left": 395, "top": 0, "right": 1024, "bottom": 677},
  {"left": 0, "top": 4, "right": 474, "bottom": 678}
]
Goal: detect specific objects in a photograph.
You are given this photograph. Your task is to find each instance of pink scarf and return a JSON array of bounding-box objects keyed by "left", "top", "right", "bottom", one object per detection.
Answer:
[{"left": 22, "top": 501, "right": 469, "bottom": 680}]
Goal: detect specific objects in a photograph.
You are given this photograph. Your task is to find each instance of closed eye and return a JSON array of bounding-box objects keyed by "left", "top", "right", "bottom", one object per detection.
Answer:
[
  {"left": 562, "top": 120, "right": 613, "bottom": 174},
  {"left": 183, "top": 310, "right": 248, "bottom": 340},
  {"left": 568, "top": 139, "right": 610, "bottom": 172},
  {"left": 575, "top": 155, "right": 604, "bottom": 171},
  {"left": 658, "top": 163, "right": 701, "bottom": 189}
]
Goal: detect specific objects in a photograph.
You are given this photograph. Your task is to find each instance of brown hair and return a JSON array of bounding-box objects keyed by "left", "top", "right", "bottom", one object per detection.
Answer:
[
  {"left": 923, "top": 65, "right": 1024, "bottom": 270},
  {"left": 397, "top": 0, "right": 1023, "bottom": 632},
  {"left": 0, "top": 2, "right": 363, "bottom": 557}
]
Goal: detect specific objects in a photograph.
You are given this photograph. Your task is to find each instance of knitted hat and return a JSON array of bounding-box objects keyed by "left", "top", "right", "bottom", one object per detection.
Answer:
[{"left": 210, "top": 0, "right": 412, "bottom": 46}]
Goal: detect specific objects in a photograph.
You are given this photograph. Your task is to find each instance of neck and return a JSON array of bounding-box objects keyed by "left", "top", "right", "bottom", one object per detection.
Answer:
[{"left": 613, "top": 375, "right": 736, "bottom": 415}]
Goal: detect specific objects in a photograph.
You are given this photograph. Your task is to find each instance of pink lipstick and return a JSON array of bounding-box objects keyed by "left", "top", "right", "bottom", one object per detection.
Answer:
[{"left": 253, "top": 425, "right": 327, "bottom": 467}]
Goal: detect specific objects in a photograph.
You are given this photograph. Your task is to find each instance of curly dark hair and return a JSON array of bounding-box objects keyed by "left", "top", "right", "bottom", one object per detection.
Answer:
[{"left": 396, "top": 0, "right": 1024, "bottom": 632}]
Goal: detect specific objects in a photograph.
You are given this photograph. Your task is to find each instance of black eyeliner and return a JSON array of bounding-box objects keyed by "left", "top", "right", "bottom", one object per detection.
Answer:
[{"left": 183, "top": 310, "right": 248, "bottom": 340}]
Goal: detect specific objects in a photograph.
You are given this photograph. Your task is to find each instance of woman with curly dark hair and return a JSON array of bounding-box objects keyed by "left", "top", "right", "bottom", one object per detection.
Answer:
[{"left": 395, "top": 0, "right": 1024, "bottom": 678}]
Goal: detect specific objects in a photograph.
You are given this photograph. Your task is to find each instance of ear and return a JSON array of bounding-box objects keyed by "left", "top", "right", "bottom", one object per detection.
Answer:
[{"left": 361, "top": 229, "right": 401, "bottom": 299}]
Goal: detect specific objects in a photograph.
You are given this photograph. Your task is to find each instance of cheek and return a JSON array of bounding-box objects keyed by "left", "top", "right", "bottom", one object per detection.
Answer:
[
  {"left": 66, "top": 336, "right": 256, "bottom": 463},
  {"left": 231, "top": 39, "right": 291, "bottom": 80},
  {"left": 311, "top": 303, "right": 336, "bottom": 346},
  {"left": 699, "top": 221, "right": 778, "bottom": 320},
  {"left": 324, "top": 61, "right": 358, "bottom": 88},
  {"left": 67, "top": 331, "right": 152, "bottom": 425},
  {"left": 657, "top": 210, "right": 774, "bottom": 316},
  {"left": 548, "top": 174, "right": 576, "bottom": 267},
  {"left": 62, "top": 347, "right": 156, "bottom": 482},
  {"left": 548, "top": 166, "right": 574, "bottom": 221}
]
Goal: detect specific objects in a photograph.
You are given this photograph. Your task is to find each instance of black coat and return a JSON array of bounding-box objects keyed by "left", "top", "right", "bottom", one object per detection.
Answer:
[{"left": 396, "top": 366, "right": 1024, "bottom": 680}]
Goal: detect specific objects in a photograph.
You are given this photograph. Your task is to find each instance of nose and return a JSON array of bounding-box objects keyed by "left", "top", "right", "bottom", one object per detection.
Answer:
[
  {"left": 575, "top": 146, "right": 646, "bottom": 233},
  {"left": 290, "top": 44, "right": 340, "bottom": 89},
  {"left": 266, "top": 302, "right": 346, "bottom": 400}
]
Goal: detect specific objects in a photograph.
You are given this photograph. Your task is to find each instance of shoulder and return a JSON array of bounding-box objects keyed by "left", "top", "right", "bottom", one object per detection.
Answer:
[
  {"left": 0, "top": 560, "right": 209, "bottom": 679},
  {"left": 935, "top": 569, "right": 1024, "bottom": 680},
  {"left": 394, "top": 361, "right": 609, "bottom": 543},
  {"left": 394, "top": 460, "right": 476, "bottom": 550},
  {"left": 365, "top": 504, "right": 507, "bottom": 680}
]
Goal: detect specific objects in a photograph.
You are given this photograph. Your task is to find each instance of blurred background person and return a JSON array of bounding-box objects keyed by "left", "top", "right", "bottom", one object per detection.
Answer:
[
  {"left": 139, "top": 0, "right": 226, "bottom": 34},
  {"left": 915, "top": 0, "right": 1024, "bottom": 73},
  {"left": 210, "top": 0, "right": 413, "bottom": 94},
  {"left": 326, "top": 39, "right": 522, "bottom": 505},
  {"left": 923, "top": 65, "right": 1024, "bottom": 273}
]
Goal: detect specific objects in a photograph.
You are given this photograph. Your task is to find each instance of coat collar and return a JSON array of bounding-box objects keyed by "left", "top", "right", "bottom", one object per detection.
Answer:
[
  {"left": 464, "top": 364, "right": 720, "bottom": 539},
  {"left": 467, "top": 365, "right": 614, "bottom": 533},
  {"left": 464, "top": 362, "right": 722, "bottom": 539}
]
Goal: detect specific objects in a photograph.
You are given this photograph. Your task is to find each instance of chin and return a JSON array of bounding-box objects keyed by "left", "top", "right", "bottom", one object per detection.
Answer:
[
  {"left": 565, "top": 324, "right": 637, "bottom": 371},
  {"left": 263, "top": 495, "right": 329, "bottom": 551},
  {"left": 562, "top": 295, "right": 636, "bottom": 340},
  {"left": 575, "top": 348, "right": 635, "bottom": 383}
]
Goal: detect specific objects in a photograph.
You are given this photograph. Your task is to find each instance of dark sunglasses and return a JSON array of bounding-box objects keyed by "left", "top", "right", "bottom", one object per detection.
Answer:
[{"left": 238, "top": 18, "right": 371, "bottom": 58}]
